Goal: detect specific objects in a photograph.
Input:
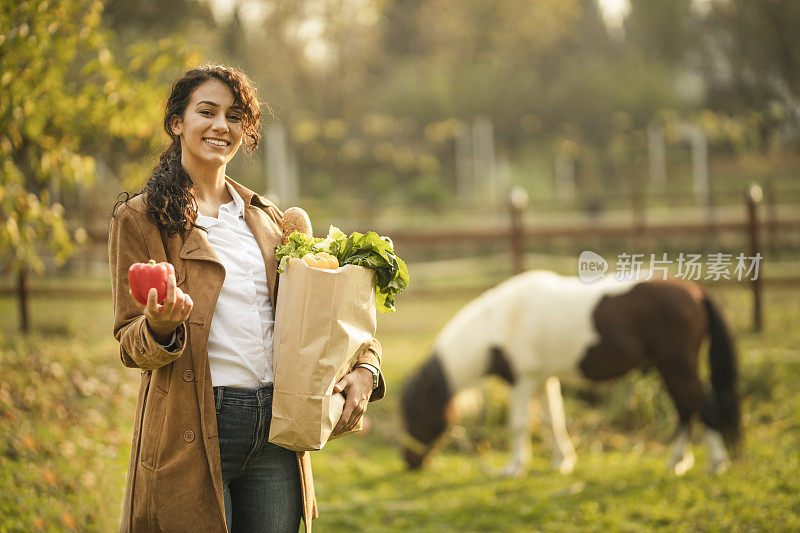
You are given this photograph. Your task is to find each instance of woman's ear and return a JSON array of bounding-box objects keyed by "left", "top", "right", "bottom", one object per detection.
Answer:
[{"left": 170, "top": 115, "right": 182, "bottom": 136}]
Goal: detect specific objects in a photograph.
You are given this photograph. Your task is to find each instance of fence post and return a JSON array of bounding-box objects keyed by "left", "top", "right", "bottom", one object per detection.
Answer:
[
  {"left": 746, "top": 184, "right": 763, "bottom": 332},
  {"left": 17, "top": 261, "right": 29, "bottom": 334},
  {"left": 509, "top": 186, "right": 529, "bottom": 275},
  {"left": 631, "top": 174, "right": 647, "bottom": 244},
  {"left": 765, "top": 178, "right": 778, "bottom": 254}
]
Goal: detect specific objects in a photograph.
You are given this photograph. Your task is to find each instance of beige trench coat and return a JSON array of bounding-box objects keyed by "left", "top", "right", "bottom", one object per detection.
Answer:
[{"left": 109, "top": 178, "right": 385, "bottom": 532}]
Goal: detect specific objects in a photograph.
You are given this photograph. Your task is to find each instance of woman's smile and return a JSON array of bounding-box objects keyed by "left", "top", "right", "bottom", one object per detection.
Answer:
[
  {"left": 172, "top": 78, "right": 244, "bottom": 171},
  {"left": 203, "top": 137, "right": 230, "bottom": 147}
]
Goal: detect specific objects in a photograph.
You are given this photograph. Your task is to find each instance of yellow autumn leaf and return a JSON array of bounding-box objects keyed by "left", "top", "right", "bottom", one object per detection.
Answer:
[
  {"left": 43, "top": 469, "right": 57, "bottom": 485},
  {"left": 21, "top": 434, "right": 37, "bottom": 450},
  {"left": 62, "top": 512, "right": 77, "bottom": 529}
]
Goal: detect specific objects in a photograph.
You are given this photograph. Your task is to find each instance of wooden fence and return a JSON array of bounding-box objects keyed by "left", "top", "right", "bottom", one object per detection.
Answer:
[{"left": 387, "top": 185, "right": 800, "bottom": 332}]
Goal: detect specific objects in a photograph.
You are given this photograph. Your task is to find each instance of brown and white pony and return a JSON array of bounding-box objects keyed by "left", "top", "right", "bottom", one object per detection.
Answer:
[{"left": 400, "top": 270, "right": 741, "bottom": 476}]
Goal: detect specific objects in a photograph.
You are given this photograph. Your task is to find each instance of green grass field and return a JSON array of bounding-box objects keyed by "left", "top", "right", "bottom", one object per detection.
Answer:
[{"left": 0, "top": 280, "right": 798, "bottom": 531}]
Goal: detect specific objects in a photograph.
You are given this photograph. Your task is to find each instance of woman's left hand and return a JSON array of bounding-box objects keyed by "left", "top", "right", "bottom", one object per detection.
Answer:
[{"left": 331, "top": 367, "right": 373, "bottom": 436}]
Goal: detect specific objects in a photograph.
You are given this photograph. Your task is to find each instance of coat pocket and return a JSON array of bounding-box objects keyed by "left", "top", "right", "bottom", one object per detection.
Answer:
[{"left": 139, "top": 386, "right": 168, "bottom": 470}]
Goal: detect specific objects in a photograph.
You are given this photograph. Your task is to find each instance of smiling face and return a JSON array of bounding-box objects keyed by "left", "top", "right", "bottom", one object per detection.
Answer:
[{"left": 170, "top": 79, "right": 244, "bottom": 173}]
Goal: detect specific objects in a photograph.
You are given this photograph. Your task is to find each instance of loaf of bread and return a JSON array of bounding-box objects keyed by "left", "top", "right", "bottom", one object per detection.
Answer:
[{"left": 282, "top": 207, "right": 313, "bottom": 243}]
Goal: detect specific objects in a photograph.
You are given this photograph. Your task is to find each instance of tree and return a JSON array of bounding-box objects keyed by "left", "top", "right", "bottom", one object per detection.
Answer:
[
  {"left": 698, "top": 0, "right": 800, "bottom": 142},
  {"left": 626, "top": 0, "right": 694, "bottom": 66},
  {"left": 0, "top": 0, "right": 193, "bottom": 332}
]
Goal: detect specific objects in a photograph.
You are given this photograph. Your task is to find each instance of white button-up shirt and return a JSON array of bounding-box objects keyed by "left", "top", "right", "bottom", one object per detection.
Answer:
[{"left": 196, "top": 181, "right": 275, "bottom": 388}]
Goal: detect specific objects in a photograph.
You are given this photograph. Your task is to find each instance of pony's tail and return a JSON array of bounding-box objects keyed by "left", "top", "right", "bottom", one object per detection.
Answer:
[{"left": 702, "top": 295, "right": 742, "bottom": 451}]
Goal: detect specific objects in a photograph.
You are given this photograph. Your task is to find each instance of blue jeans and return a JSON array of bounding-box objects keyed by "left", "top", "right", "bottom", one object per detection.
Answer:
[{"left": 214, "top": 385, "right": 302, "bottom": 533}]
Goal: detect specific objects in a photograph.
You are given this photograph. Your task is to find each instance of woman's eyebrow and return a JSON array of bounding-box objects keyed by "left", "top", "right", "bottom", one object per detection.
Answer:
[{"left": 195, "top": 100, "right": 242, "bottom": 112}]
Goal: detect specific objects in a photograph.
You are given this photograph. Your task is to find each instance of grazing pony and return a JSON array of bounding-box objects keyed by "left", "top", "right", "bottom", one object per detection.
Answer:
[{"left": 400, "top": 271, "right": 741, "bottom": 476}]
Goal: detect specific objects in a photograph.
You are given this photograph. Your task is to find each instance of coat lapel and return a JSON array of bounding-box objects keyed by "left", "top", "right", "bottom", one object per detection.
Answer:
[
  {"left": 178, "top": 225, "right": 225, "bottom": 334},
  {"left": 179, "top": 226, "right": 222, "bottom": 265}
]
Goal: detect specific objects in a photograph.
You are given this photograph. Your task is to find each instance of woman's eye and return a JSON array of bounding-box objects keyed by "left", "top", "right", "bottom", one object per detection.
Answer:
[
  {"left": 199, "top": 110, "right": 212, "bottom": 116},
  {"left": 228, "top": 115, "right": 241, "bottom": 121}
]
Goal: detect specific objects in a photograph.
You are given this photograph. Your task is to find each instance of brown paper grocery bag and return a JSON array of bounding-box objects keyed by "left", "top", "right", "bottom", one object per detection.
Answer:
[{"left": 269, "top": 258, "right": 377, "bottom": 451}]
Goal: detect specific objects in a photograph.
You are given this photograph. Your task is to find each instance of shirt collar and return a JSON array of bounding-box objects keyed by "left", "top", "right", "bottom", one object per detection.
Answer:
[
  {"left": 220, "top": 180, "right": 246, "bottom": 219},
  {"left": 195, "top": 180, "right": 246, "bottom": 228}
]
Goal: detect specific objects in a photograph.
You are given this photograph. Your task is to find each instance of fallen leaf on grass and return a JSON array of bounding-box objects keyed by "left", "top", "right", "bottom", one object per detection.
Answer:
[
  {"left": 43, "top": 469, "right": 57, "bottom": 485},
  {"left": 62, "top": 512, "right": 77, "bottom": 529},
  {"left": 22, "top": 434, "right": 37, "bottom": 451}
]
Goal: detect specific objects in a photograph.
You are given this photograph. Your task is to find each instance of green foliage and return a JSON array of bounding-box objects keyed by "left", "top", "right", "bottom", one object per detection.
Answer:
[
  {"left": 275, "top": 230, "right": 323, "bottom": 272},
  {"left": 285, "top": 114, "right": 451, "bottom": 207},
  {"left": 626, "top": 0, "right": 694, "bottom": 65},
  {"left": 336, "top": 230, "right": 410, "bottom": 313},
  {"left": 1, "top": 0, "right": 101, "bottom": 271},
  {"left": 698, "top": 0, "right": 800, "bottom": 125},
  {"left": 0, "top": 0, "right": 196, "bottom": 276}
]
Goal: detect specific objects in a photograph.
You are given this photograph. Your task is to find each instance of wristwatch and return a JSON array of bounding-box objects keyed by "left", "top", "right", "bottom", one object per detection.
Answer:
[{"left": 354, "top": 363, "right": 380, "bottom": 390}]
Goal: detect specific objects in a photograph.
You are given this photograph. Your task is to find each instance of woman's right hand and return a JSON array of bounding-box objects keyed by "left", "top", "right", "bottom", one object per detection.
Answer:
[{"left": 128, "top": 271, "right": 193, "bottom": 345}]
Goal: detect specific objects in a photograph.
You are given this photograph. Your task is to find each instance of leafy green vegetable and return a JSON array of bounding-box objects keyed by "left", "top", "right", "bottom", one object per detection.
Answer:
[
  {"left": 336, "top": 231, "right": 409, "bottom": 313},
  {"left": 274, "top": 225, "right": 410, "bottom": 312},
  {"left": 317, "top": 225, "right": 347, "bottom": 256},
  {"left": 275, "top": 231, "right": 322, "bottom": 273}
]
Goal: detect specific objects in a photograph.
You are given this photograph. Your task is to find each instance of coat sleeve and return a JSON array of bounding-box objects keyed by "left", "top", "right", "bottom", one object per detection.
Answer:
[
  {"left": 108, "top": 204, "right": 188, "bottom": 370},
  {"left": 356, "top": 340, "right": 385, "bottom": 402}
]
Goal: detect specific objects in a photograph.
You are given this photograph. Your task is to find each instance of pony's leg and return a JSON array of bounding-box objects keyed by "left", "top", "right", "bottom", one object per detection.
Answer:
[
  {"left": 704, "top": 429, "right": 731, "bottom": 474},
  {"left": 540, "top": 376, "right": 577, "bottom": 474},
  {"left": 668, "top": 425, "right": 695, "bottom": 476},
  {"left": 502, "top": 376, "right": 539, "bottom": 478},
  {"left": 657, "top": 356, "right": 703, "bottom": 476}
]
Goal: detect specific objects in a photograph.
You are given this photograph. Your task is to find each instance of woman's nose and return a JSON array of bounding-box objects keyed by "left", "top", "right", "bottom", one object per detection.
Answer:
[{"left": 211, "top": 114, "right": 229, "bottom": 132}]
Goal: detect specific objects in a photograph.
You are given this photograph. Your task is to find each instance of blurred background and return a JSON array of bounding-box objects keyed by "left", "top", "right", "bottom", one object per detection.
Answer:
[{"left": 1, "top": 0, "right": 799, "bottom": 531}]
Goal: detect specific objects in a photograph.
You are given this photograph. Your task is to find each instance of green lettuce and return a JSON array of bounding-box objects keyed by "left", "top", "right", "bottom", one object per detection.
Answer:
[
  {"left": 337, "top": 230, "right": 410, "bottom": 313},
  {"left": 275, "top": 231, "right": 322, "bottom": 273},
  {"left": 316, "top": 225, "right": 347, "bottom": 256},
  {"left": 274, "top": 225, "right": 410, "bottom": 312}
]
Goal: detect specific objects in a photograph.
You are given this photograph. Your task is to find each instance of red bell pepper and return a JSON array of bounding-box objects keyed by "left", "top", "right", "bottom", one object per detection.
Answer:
[{"left": 128, "top": 259, "right": 176, "bottom": 306}]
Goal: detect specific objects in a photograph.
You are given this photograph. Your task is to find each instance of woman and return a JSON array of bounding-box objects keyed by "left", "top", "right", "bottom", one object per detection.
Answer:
[{"left": 109, "top": 65, "right": 384, "bottom": 532}]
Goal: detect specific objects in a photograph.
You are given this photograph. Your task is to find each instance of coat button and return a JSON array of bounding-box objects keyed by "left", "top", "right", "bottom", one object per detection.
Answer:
[
  {"left": 182, "top": 369, "right": 194, "bottom": 382},
  {"left": 184, "top": 430, "right": 195, "bottom": 442}
]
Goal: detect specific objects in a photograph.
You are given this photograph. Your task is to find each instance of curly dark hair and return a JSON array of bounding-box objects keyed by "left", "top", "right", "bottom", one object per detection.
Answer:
[{"left": 113, "top": 65, "right": 265, "bottom": 236}]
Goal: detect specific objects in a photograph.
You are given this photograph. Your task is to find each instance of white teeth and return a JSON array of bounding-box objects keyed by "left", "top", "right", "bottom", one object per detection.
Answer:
[{"left": 204, "top": 138, "right": 228, "bottom": 146}]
